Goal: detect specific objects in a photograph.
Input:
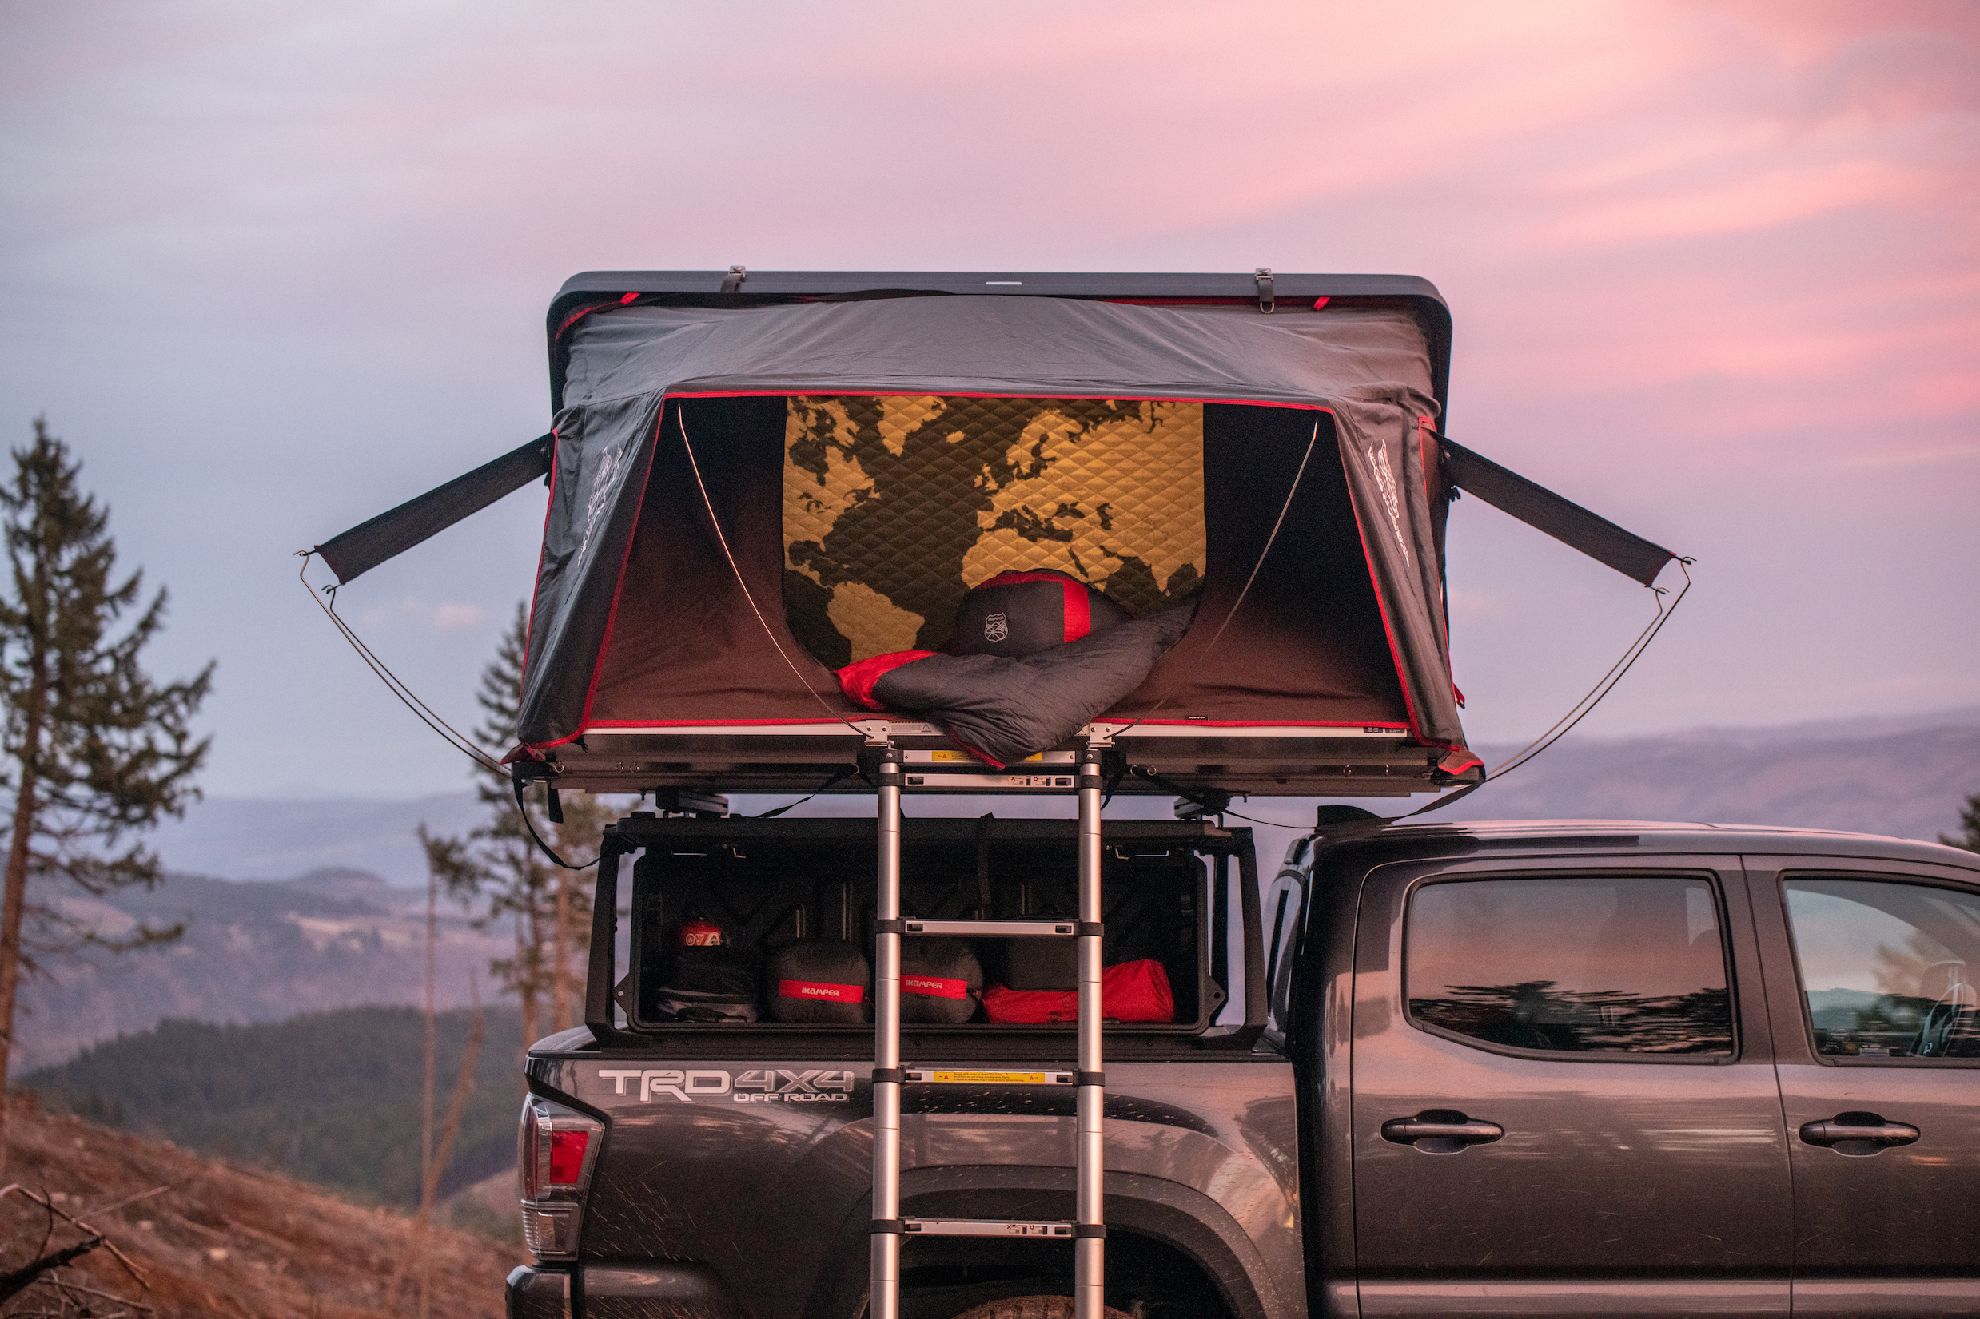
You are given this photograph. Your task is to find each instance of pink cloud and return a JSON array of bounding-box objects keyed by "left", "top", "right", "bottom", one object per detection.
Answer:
[{"left": 1545, "top": 159, "right": 1938, "bottom": 245}]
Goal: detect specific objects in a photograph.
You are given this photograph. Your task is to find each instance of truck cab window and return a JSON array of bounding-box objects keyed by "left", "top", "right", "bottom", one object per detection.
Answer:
[
  {"left": 1405, "top": 875, "right": 1734, "bottom": 1055},
  {"left": 1783, "top": 877, "right": 1980, "bottom": 1061}
]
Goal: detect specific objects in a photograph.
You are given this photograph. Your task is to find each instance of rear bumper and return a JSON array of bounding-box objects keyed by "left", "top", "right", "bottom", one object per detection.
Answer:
[
  {"left": 507, "top": 1266, "right": 569, "bottom": 1319},
  {"left": 507, "top": 1263, "right": 744, "bottom": 1319}
]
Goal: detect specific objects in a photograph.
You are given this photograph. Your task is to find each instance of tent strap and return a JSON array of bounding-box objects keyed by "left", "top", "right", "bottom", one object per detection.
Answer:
[{"left": 512, "top": 776, "right": 599, "bottom": 871}]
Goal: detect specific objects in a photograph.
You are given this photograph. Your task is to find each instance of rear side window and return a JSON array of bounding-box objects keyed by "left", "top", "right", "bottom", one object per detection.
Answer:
[
  {"left": 1406, "top": 875, "right": 1733, "bottom": 1056},
  {"left": 1782, "top": 877, "right": 1980, "bottom": 1062}
]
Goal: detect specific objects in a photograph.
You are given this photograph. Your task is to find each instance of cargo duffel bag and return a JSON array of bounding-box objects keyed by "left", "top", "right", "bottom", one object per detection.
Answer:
[
  {"left": 900, "top": 938, "right": 983, "bottom": 1024},
  {"left": 650, "top": 919, "right": 760, "bottom": 1023},
  {"left": 981, "top": 958, "right": 1175, "bottom": 1025}
]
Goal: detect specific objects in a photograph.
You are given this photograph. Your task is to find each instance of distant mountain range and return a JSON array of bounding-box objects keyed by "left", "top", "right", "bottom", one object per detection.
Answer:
[
  {"left": 149, "top": 792, "right": 485, "bottom": 888},
  {"left": 13, "top": 708, "right": 1976, "bottom": 1071},
  {"left": 1446, "top": 707, "right": 1980, "bottom": 842},
  {"left": 13, "top": 867, "right": 509, "bottom": 1072}
]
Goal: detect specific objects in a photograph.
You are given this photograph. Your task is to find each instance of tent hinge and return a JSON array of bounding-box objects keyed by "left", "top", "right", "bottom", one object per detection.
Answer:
[
  {"left": 1254, "top": 267, "right": 1275, "bottom": 313},
  {"left": 721, "top": 264, "right": 748, "bottom": 295}
]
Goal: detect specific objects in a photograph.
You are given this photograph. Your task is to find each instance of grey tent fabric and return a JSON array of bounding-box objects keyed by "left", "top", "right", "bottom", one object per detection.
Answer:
[{"left": 517, "top": 295, "right": 1461, "bottom": 751}]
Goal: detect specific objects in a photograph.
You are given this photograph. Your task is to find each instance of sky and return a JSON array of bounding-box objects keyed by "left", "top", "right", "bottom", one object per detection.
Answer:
[{"left": 1, "top": 1, "right": 1976, "bottom": 800}]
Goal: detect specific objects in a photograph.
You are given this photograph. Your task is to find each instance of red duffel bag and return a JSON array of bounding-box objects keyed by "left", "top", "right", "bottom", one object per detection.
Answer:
[{"left": 980, "top": 958, "right": 1175, "bottom": 1025}]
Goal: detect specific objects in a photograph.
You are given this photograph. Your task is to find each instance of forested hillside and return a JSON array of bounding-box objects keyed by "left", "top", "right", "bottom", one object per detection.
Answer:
[
  {"left": 13, "top": 868, "right": 504, "bottom": 1071},
  {"left": 26, "top": 1005, "right": 526, "bottom": 1209}
]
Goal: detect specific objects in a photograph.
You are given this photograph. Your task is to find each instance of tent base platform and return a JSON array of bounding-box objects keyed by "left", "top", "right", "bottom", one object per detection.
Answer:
[{"left": 516, "top": 721, "right": 1477, "bottom": 798}]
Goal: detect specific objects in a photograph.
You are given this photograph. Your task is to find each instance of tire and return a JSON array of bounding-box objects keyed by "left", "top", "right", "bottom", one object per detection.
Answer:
[{"left": 949, "top": 1298, "right": 1135, "bottom": 1319}]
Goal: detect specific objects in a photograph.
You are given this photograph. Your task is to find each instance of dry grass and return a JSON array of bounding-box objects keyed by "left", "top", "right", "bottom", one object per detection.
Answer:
[{"left": 2, "top": 1098, "right": 514, "bottom": 1319}]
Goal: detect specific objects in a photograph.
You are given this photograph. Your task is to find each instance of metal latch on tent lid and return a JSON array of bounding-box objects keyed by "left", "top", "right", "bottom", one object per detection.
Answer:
[{"left": 1254, "top": 267, "right": 1275, "bottom": 313}]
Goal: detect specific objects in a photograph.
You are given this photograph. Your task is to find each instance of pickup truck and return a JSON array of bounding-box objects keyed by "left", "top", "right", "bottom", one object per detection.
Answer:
[{"left": 505, "top": 812, "right": 1980, "bottom": 1319}]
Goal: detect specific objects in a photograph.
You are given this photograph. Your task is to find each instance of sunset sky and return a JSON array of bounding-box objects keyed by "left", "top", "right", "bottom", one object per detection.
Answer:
[{"left": 2, "top": 2, "right": 1975, "bottom": 798}]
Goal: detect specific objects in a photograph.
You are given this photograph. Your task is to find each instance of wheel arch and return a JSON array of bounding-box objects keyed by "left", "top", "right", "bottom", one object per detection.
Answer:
[{"left": 807, "top": 1169, "right": 1299, "bottom": 1319}]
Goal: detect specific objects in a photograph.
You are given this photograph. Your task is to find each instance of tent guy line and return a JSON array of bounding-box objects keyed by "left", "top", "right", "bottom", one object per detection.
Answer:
[{"left": 296, "top": 549, "right": 508, "bottom": 777}]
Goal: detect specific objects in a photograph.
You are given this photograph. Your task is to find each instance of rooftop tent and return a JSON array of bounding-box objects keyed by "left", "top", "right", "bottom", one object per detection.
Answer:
[{"left": 312, "top": 271, "right": 1674, "bottom": 796}]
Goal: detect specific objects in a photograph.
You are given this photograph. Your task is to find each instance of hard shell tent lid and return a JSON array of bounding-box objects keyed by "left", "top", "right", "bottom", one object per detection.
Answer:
[{"left": 312, "top": 271, "right": 1674, "bottom": 797}]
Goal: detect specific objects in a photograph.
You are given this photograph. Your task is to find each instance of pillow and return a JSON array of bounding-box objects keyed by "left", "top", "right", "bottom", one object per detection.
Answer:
[{"left": 947, "top": 569, "right": 1130, "bottom": 657}]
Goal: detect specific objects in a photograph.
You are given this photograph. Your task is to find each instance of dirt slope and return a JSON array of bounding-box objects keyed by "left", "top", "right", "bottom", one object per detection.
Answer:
[{"left": 2, "top": 1100, "right": 515, "bottom": 1318}]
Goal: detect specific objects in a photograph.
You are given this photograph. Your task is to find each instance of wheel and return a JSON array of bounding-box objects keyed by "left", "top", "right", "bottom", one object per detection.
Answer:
[{"left": 949, "top": 1298, "right": 1135, "bottom": 1319}]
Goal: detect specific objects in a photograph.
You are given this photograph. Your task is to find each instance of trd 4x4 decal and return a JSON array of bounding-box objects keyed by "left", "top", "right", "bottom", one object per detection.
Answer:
[{"left": 598, "top": 1067, "right": 857, "bottom": 1104}]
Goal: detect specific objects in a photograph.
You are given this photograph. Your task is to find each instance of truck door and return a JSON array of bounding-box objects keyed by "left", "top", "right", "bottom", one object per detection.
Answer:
[
  {"left": 1744, "top": 856, "right": 1980, "bottom": 1317},
  {"left": 1348, "top": 854, "right": 1792, "bottom": 1317}
]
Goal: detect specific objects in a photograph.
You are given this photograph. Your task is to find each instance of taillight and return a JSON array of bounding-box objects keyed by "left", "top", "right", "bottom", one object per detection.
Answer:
[
  {"left": 518, "top": 1094, "right": 601, "bottom": 1260},
  {"left": 546, "top": 1128, "right": 589, "bottom": 1187}
]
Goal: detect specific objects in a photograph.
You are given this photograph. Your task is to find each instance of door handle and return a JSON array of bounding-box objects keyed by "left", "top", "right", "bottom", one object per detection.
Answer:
[
  {"left": 1381, "top": 1110, "right": 1504, "bottom": 1152},
  {"left": 1798, "top": 1113, "right": 1920, "bottom": 1152}
]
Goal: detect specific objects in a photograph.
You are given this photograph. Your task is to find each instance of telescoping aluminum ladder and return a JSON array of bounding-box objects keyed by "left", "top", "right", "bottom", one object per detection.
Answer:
[{"left": 868, "top": 742, "right": 1107, "bottom": 1319}]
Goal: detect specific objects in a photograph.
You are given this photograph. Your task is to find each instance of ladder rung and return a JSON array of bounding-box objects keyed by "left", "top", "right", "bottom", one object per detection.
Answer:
[
  {"left": 902, "top": 770, "right": 1079, "bottom": 791},
  {"left": 905, "top": 1219, "right": 1072, "bottom": 1239},
  {"left": 904, "top": 1068, "right": 1074, "bottom": 1086},
  {"left": 904, "top": 918, "right": 1077, "bottom": 938},
  {"left": 903, "top": 749, "right": 1078, "bottom": 767}
]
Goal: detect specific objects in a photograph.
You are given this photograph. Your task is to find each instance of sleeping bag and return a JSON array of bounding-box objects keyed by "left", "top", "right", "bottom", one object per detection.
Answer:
[
  {"left": 980, "top": 959, "right": 1176, "bottom": 1025},
  {"left": 839, "top": 603, "right": 1194, "bottom": 767},
  {"left": 899, "top": 938, "right": 983, "bottom": 1024},
  {"left": 767, "top": 941, "right": 870, "bottom": 1023},
  {"left": 1001, "top": 936, "right": 1077, "bottom": 991}
]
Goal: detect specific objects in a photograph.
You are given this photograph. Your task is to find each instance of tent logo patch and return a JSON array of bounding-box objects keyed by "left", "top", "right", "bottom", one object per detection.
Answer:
[
  {"left": 984, "top": 612, "right": 1009, "bottom": 643},
  {"left": 1366, "top": 444, "right": 1411, "bottom": 564}
]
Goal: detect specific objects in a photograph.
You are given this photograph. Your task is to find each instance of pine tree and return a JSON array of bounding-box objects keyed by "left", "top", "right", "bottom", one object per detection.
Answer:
[
  {"left": 421, "top": 605, "right": 603, "bottom": 1051},
  {"left": 0, "top": 418, "right": 213, "bottom": 1162},
  {"left": 1942, "top": 793, "right": 1980, "bottom": 853}
]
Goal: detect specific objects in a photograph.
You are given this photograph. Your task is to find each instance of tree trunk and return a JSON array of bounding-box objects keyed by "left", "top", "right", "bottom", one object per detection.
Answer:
[
  {"left": 514, "top": 910, "right": 538, "bottom": 1053},
  {"left": 0, "top": 662, "right": 47, "bottom": 1170},
  {"left": 416, "top": 868, "right": 436, "bottom": 1319},
  {"left": 550, "top": 867, "right": 575, "bottom": 1032}
]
